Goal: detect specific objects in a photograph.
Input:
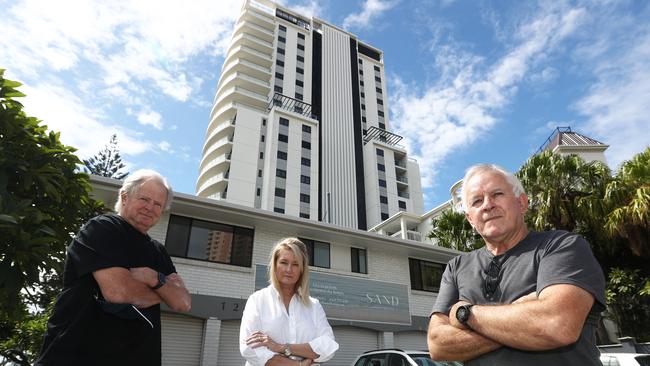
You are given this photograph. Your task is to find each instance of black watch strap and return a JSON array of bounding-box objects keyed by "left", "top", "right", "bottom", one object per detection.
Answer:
[{"left": 151, "top": 272, "right": 166, "bottom": 290}]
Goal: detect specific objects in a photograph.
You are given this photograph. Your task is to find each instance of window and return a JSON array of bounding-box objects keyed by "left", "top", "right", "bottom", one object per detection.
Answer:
[
  {"left": 280, "top": 117, "right": 290, "bottom": 126},
  {"left": 377, "top": 99, "right": 384, "bottom": 105},
  {"left": 262, "top": 118, "right": 267, "bottom": 126},
  {"left": 300, "top": 175, "right": 311, "bottom": 184},
  {"left": 296, "top": 67, "right": 304, "bottom": 74},
  {"left": 165, "top": 215, "right": 253, "bottom": 267},
  {"left": 297, "top": 55, "right": 304, "bottom": 62},
  {"left": 362, "top": 116, "right": 367, "bottom": 123},
  {"left": 376, "top": 148, "right": 384, "bottom": 156},
  {"left": 302, "top": 140, "right": 311, "bottom": 150},
  {"left": 259, "top": 152, "right": 264, "bottom": 159},
  {"left": 296, "top": 80, "right": 304, "bottom": 87},
  {"left": 378, "top": 179, "right": 386, "bottom": 187},
  {"left": 276, "top": 169, "right": 286, "bottom": 178},
  {"left": 381, "top": 212, "right": 389, "bottom": 220},
  {"left": 261, "top": 135, "right": 265, "bottom": 142},
  {"left": 377, "top": 163, "right": 385, "bottom": 172},
  {"left": 297, "top": 44, "right": 305, "bottom": 51},
  {"left": 279, "top": 25, "right": 286, "bottom": 31},
  {"left": 256, "top": 188, "right": 261, "bottom": 196},
  {"left": 409, "top": 258, "right": 445, "bottom": 292},
  {"left": 277, "top": 48, "right": 285, "bottom": 55},
  {"left": 399, "top": 200, "right": 406, "bottom": 209},
  {"left": 376, "top": 87, "right": 382, "bottom": 93},
  {"left": 378, "top": 122, "right": 386, "bottom": 130},
  {"left": 380, "top": 195, "right": 388, "bottom": 204},
  {"left": 374, "top": 65, "right": 380, "bottom": 71},
  {"left": 277, "top": 151, "right": 287, "bottom": 160},
  {"left": 276, "top": 59, "right": 285, "bottom": 67},
  {"left": 274, "top": 207, "right": 285, "bottom": 213},
  {"left": 359, "top": 69, "right": 364, "bottom": 75},
  {"left": 278, "top": 134, "right": 288, "bottom": 143},
  {"left": 298, "top": 33, "right": 305, "bottom": 39},
  {"left": 374, "top": 76, "right": 381, "bottom": 82},
  {"left": 360, "top": 80, "right": 364, "bottom": 86},
  {"left": 295, "top": 93, "right": 303, "bottom": 100},
  {"left": 301, "top": 157, "right": 311, "bottom": 166},
  {"left": 278, "top": 36, "right": 286, "bottom": 43},
  {"left": 275, "top": 72, "right": 284, "bottom": 80},
  {"left": 275, "top": 188, "right": 286, "bottom": 197},
  {"left": 378, "top": 111, "right": 385, "bottom": 117},
  {"left": 351, "top": 248, "right": 367, "bottom": 274},
  {"left": 361, "top": 104, "right": 366, "bottom": 110},
  {"left": 299, "top": 212, "right": 310, "bottom": 219},
  {"left": 358, "top": 58, "right": 363, "bottom": 64},
  {"left": 300, "top": 194, "right": 310, "bottom": 203},
  {"left": 258, "top": 169, "right": 262, "bottom": 177},
  {"left": 302, "top": 124, "right": 311, "bottom": 133},
  {"left": 301, "top": 238, "right": 330, "bottom": 268}
]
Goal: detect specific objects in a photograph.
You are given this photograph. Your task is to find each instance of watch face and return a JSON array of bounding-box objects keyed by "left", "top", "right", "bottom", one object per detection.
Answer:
[{"left": 457, "top": 307, "right": 469, "bottom": 322}]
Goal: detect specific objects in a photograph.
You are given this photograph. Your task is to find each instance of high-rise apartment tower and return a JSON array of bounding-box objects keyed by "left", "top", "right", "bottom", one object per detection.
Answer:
[{"left": 197, "top": 0, "right": 424, "bottom": 230}]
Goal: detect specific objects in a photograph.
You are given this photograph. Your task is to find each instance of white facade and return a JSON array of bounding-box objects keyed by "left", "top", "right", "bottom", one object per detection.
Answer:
[
  {"left": 90, "top": 175, "right": 458, "bottom": 366},
  {"left": 197, "top": 0, "right": 424, "bottom": 230}
]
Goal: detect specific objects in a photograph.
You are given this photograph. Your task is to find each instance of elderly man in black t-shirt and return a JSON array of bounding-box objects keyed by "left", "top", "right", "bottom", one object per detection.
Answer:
[
  {"left": 428, "top": 164, "right": 605, "bottom": 366},
  {"left": 36, "top": 169, "right": 191, "bottom": 366}
]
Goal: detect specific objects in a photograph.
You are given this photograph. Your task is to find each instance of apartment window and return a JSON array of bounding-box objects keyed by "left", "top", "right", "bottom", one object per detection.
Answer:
[
  {"left": 297, "top": 44, "right": 305, "bottom": 51},
  {"left": 275, "top": 72, "right": 284, "bottom": 80},
  {"left": 277, "top": 151, "right": 287, "bottom": 160},
  {"left": 378, "top": 110, "right": 385, "bottom": 117},
  {"left": 279, "top": 25, "right": 286, "bottom": 31},
  {"left": 276, "top": 59, "right": 285, "bottom": 67},
  {"left": 258, "top": 169, "right": 262, "bottom": 177},
  {"left": 278, "top": 36, "right": 286, "bottom": 43},
  {"left": 275, "top": 188, "right": 286, "bottom": 198},
  {"left": 374, "top": 76, "right": 381, "bottom": 82},
  {"left": 165, "top": 215, "right": 253, "bottom": 267},
  {"left": 297, "top": 55, "right": 304, "bottom": 62},
  {"left": 262, "top": 118, "right": 267, "bottom": 126},
  {"left": 259, "top": 152, "right": 264, "bottom": 159},
  {"left": 299, "top": 212, "right": 310, "bottom": 219},
  {"left": 377, "top": 99, "right": 384, "bottom": 105},
  {"left": 377, "top": 163, "right": 385, "bottom": 172},
  {"left": 276, "top": 169, "right": 286, "bottom": 178},
  {"left": 360, "top": 80, "right": 364, "bottom": 86},
  {"left": 360, "top": 92, "right": 365, "bottom": 98},
  {"left": 298, "top": 33, "right": 305, "bottom": 39},
  {"left": 300, "top": 194, "right": 310, "bottom": 203},
  {"left": 362, "top": 116, "right": 367, "bottom": 123},
  {"left": 300, "top": 175, "right": 310, "bottom": 184},
  {"left": 278, "top": 134, "right": 288, "bottom": 143},
  {"left": 302, "top": 141, "right": 311, "bottom": 150},
  {"left": 361, "top": 104, "right": 366, "bottom": 110},
  {"left": 374, "top": 65, "right": 380, "bottom": 71},
  {"left": 301, "top": 238, "right": 330, "bottom": 268},
  {"left": 376, "top": 87, "right": 382, "bottom": 93},
  {"left": 274, "top": 207, "right": 285, "bottom": 213},
  {"left": 261, "top": 135, "right": 265, "bottom": 142},
  {"left": 381, "top": 213, "right": 389, "bottom": 220},
  {"left": 277, "top": 48, "right": 285, "bottom": 55},
  {"left": 409, "top": 258, "right": 445, "bottom": 292},
  {"left": 296, "top": 80, "right": 304, "bottom": 87},
  {"left": 399, "top": 200, "right": 407, "bottom": 209},
  {"left": 378, "top": 122, "right": 386, "bottom": 129},
  {"left": 296, "top": 67, "right": 304, "bottom": 74},
  {"left": 358, "top": 58, "right": 363, "bottom": 64},
  {"left": 359, "top": 69, "right": 364, "bottom": 75},
  {"left": 351, "top": 248, "right": 367, "bottom": 274},
  {"left": 376, "top": 148, "right": 384, "bottom": 156},
  {"left": 301, "top": 157, "right": 311, "bottom": 166},
  {"left": 280, "top": 117, "right": 290, "bottom": 126},
  {"left": 295, "top": 93, "right": 303, "bottom": 100},
  {"left": 380, "top": 195, "right": 388, "bottom": 204},
  {"left": 378, "top": 179, "right": 386, "bottom": 187},
  {"left": 256, "top": 188, "right": 261, "bottom": 196},
  {"left": 302, "top": 125, "right": 311, "bottom": 133}
]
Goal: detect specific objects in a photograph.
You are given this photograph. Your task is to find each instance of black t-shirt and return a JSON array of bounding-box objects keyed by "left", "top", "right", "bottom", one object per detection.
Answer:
[
  {"left": 36, "top": 214, "right": 176, "bottom": 366},
  {"left": 432, "top": 230, "right": 606, "bottom": 366}
]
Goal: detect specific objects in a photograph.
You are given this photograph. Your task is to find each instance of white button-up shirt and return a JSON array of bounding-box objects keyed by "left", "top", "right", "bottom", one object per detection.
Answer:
[{"left": 239, "top": 285, "right": 339, "bottom": 366}]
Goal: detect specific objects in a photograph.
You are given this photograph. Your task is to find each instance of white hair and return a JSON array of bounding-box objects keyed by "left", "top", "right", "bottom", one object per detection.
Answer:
[
  {"left": 114, "top": 169, "right": 173, "bottom": 213},
  {"left": 460, "top": 164, "right": 525, "bottom": 212}
]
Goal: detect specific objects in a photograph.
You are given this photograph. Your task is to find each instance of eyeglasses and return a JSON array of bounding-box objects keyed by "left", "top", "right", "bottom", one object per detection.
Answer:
[{"left": 484, "top": 257, "right": 502, "bottom": 298}]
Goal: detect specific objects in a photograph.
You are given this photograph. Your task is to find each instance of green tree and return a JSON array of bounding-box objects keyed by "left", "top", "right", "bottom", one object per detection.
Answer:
[
  {"left": 83, "top": 133, "right": 129, "bottom": 179},
  {"left": 604, "top": 147, "right": 650, "bottom": 259},
  {"left": 0, "top": 69, "right": 104, "bottom": 365},
  {"left": 605, "top": 268, "right": 650, "bottom": 342},
  {"left": 428, "top": 209, "right": 484, "bottom": 252}
]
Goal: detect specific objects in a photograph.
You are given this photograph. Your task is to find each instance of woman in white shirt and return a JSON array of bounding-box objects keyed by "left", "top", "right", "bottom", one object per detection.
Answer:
[{"left": 239, "top": 237, "right": 339, "bottom": 366}]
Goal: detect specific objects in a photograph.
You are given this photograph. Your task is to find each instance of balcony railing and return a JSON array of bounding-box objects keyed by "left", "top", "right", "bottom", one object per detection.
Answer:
[
  {"left": 364, "top": 126, "right": 403, "bottom": 146},
  {"left": 398, "top": 191, "right": 410, "bottom": 199},
  {"left": 268, "top": 93, "right": 317, "bottom": 119},
  {"left": 396, "top": 175, "right": 408, "bottom": 184}
]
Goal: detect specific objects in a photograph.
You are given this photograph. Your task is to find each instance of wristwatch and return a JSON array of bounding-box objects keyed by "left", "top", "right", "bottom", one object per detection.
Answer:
[
  {"left": 282, "top": 344, "right": 292, "bottom": 357},
  {"left": 456, "top": 304, "right": 474, "bottom": 324},
  {"left": 151, "top": 272, "right": 166, "bottom": 290}
]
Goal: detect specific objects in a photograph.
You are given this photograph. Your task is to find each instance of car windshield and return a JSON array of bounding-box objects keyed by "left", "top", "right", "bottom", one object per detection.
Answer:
[
  {"left": 636, "top": 355, "right": 650, "bottom": 366},
  {"left": 407, "top": 353, "right": 463, "bottom": 366}
]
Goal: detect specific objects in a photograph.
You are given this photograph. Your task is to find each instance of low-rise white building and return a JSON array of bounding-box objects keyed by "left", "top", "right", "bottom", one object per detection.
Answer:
[{"left": 90, "top": 175, "right": 458, "bottom": 366}]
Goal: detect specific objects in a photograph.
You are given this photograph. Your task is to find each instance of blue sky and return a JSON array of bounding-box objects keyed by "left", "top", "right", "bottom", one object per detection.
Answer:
[{"left": 2, "top": 0, "right": 649, "bottom": 212}]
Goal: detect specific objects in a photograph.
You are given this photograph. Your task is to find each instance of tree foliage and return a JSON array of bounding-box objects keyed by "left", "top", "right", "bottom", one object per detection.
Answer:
[
  {"left": 428, "top": 209, "right": 484, "bottom": 252},
  {"left": 605, "top": 268, "right": 650, "bottom": 342},
  {"left": 0, "top": 69, "right": 105, "bottom": 364},
  {"left": 83, "top": 133, "right": 128, "bottom": 179}
]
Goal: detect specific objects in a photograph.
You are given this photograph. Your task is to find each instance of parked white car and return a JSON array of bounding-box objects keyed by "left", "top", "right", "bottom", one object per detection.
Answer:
[
  {"left": 351, "top": 349, "right": 463, "bottom": 366},
  {"left": 600, "top": 353, "right": 650, "bottom": 366}
]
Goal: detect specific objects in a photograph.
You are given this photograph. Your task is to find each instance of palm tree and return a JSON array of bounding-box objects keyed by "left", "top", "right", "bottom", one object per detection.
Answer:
[
  {"left": 428, "top": 209, "right": 484, "bottom": 252},
  {"left": 604, "top": 147, "right": 650, "bottom": 259}
]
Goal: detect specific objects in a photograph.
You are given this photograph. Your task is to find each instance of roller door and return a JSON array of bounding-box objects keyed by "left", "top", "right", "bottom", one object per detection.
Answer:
[
  {"left": 328, "top": 326, "right": 379, "bottom": 366},
  {"left": 394, "top": 331, "right": 427, "bottom": 351},
  {"left": 218, "top": 320, "right": 246, "bottom": 365},
  {"left": 161, "top": 312, "right": 204, "bottom": 366}
]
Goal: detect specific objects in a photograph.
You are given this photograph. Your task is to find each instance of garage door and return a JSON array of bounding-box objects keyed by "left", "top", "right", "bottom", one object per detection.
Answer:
[
  {"left": 394, "top": 331, "right": 427, "bottom": 351},
  {"left": 218, "top": 320, "right": 246, "bottom": 365},
  {"left": 161, "top": 312, "right": 204, "bottom": 366},
  {"left": 328, "top": 326, "right": 379, "bottom": 366}
]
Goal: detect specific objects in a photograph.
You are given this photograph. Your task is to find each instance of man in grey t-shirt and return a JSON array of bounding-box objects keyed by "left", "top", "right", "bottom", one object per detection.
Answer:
[{"left": 428, "top": 164, "right": 605, "bottom": 366}]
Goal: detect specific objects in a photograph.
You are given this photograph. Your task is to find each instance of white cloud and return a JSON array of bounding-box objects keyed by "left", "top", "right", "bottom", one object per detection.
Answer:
[
  {"left": 137, "top": 110, "right": 163, "bottom": 130},
  {"left": 158, "top": 141, "right": 173, "bottom": 153},
  {"left": 390, "top": 4, "right": 585, "bottom": 193},
  {"left": 343, "top": 0, "right": 398, "bottom": 30}
]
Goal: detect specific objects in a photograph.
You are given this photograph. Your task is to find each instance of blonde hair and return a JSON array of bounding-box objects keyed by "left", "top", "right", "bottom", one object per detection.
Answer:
[
  {"left": 268, "top": 237, "right": 311, "bottom": 306},
  {"left": 114, "top": 169, "right": 173, "bottom": 213}
]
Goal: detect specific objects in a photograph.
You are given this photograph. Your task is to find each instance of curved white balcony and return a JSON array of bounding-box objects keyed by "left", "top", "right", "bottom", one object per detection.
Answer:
[
  {"left": 219, "top": 58, "right": 271, "bottom": 90},
  {"left": 225, "top": 44, "right": 273, "bottom": 69},
  {"left": 200, "top": 135, "right": 234, "bottom": 169},
  {"left": 203, "top": 118, "right": 235, "bottom": 153},
  {"left": 241, "top": 7, "right": 275, "bottom": 31},
  {"left": 228, "top": 32, "right": 273, "bottom": 57},
  {"left": 216, "top": 70, "right": 270, "bottom": 99},
  {"left": 196, "top": 171, "right": 229, "bottom": 197},
  {"left": 234, "top": 19, "right": 274, "bottom": 43},
  {"left": 212, "top": 85, "right": 268, "bottom": 115}
]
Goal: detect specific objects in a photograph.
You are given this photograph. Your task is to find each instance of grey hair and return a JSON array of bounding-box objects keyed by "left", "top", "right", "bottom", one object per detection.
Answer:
[
  {"left": 460, "top": 164, "right": 525, "bottom": 212},
  {"left": 114, "top": 169, "right": 173, "bottom": 213}
]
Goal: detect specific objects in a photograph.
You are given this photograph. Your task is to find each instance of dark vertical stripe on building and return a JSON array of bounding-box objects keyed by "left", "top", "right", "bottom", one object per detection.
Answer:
[
  {"left": 349, "top": 38, "right": 367, "bottom": 230},
  {"left": 312, "top": 30, "right": 323, "bottom": 221}
]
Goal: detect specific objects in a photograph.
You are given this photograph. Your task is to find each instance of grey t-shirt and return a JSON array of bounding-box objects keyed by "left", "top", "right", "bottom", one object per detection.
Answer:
[{"left": 431, "top": 230, "right": 605, "bottom": 366}]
